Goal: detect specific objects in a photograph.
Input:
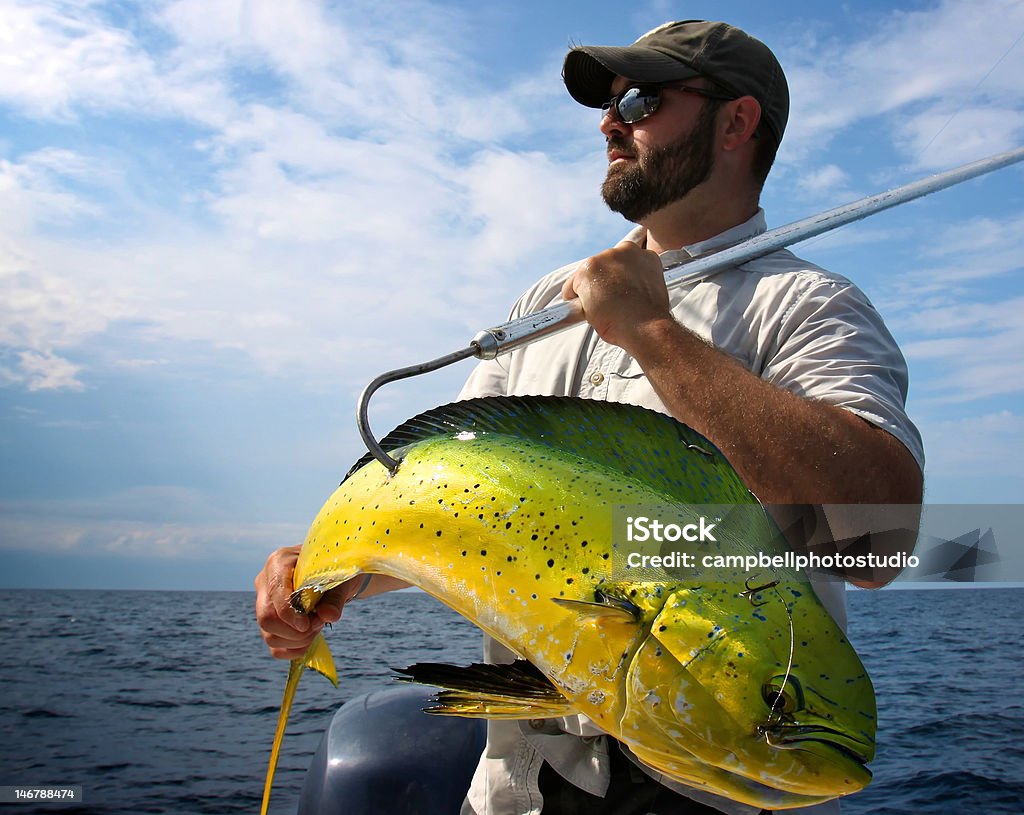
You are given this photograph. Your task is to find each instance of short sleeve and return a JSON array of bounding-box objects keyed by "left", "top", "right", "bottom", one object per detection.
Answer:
[{"left": 762, "top": 279, "right": 925, "bottom": 470}]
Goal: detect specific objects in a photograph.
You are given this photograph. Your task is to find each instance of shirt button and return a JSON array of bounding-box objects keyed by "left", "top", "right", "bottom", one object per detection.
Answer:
[
  {"left": 529, "top": 719, "right": 546, "bottom": 730},
  {"left": 589, "top": 372, "right": 605, "bottom": 386}
]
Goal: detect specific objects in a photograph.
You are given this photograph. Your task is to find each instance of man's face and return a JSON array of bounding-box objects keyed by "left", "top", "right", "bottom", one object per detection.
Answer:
[{"left": 600, "top": 83, "right": 721, "bottom": 223}]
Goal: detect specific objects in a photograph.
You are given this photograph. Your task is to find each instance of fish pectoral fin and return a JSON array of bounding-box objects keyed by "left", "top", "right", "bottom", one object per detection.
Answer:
[
  {"left": 393, "top": 660, "right": 575, "bottom": 719},
  {"left": 551, "top": 595, "right": 639, "bottom": 622}
]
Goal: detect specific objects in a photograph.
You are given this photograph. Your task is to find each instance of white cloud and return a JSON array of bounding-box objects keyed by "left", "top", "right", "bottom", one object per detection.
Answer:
[
  {"left": 900, "top": 296, "right": 1024, "bottom": 338},
  {"left": 864, "top": 209, "right": 1024, "bottom": 409},
  {"left": 902, "top": 212, "right": 1024, "bottom": 288},
  {"left": 779, "top": 0, "right": 1024, "bottom": 168},
  {"left": 919, "top": 410, "right": 1024, "bottom": 477},
  {"left": 0, "top": 149, "right": 103, "bottom": 228},
  {"left": 459, "top": 148, "right": 609, "bottom": 269},
  {"left": 0, "top": 0, "right": 1021, "bottom": 401},
  {"left": 0, "top": 511, "right": 303, "bottom": 560},
  {"left": 0, "top": 484, "right": 306, "bottom": 560},
  {"left": 0, "top": 2, "right": 161, "bottom": 119},
  {"left": 894, "top": 107, "right": 1024, "bottom": 169},
  {"left": 0, "top": 222, "right": 121, "bottom": 391},
  {"left": 6, "top": 350, "right": 85, "bottom": 392},
  {"left": 0, "top": 0, "right": 608, "bottom": 394},
  {"left": 796, "top": 164, "right": 849, "bottom": 196},
  {"left": 899, "top": 295, "right": 1024, "bottom": 403}
]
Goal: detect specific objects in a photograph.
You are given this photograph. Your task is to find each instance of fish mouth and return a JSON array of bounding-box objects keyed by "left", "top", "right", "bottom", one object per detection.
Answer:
[{"left": 761, "top": 724, "right": 874, "bottom": 766}]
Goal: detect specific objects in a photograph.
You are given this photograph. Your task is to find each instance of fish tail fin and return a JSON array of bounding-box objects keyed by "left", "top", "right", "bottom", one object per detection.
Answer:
[{"left": 259, "top": 633, "right": 336, "bottom": 815}]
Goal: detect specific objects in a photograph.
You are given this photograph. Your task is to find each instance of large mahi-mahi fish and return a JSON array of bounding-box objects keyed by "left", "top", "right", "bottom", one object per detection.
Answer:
[{"left": 260, "top": 396, "right": 875, "bottom": 813}]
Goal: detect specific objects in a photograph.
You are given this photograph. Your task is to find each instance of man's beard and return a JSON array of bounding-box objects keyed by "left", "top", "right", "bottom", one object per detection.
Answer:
[{"left": 601, "top": 101, "right": 719, "bottom": 222}]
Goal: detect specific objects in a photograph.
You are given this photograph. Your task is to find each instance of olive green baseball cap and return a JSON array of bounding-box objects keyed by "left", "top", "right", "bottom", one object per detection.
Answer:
[{"left": 562, "top": 20, "right": 789, "bottom": 145}]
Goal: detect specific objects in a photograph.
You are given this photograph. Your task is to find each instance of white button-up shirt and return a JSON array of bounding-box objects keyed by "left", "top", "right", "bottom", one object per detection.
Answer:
[{"left": 456, "top": 210, "right": 923, "bottom": 815}]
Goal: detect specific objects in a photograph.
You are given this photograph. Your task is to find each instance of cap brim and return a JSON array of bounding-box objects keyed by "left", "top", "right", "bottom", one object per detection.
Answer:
[{"left": 563, "top": 46, "right": 701, "bottom": 107}]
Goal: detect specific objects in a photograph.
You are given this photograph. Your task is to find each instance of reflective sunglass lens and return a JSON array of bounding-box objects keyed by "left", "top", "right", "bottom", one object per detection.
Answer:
[
  {"left": 604, "top": 87, "right": 660, "bottom": 124},
  {"left": 619, "top": 88, "right": 657, "bottom": 123}
]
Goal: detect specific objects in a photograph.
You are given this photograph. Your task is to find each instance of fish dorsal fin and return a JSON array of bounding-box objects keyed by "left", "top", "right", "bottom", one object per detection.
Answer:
[
  {"left": 345, "top": 395, "right": 756, "bottom": 506},
  {"left": 393, "top": 659, "right": 574, "bottom": 719}
]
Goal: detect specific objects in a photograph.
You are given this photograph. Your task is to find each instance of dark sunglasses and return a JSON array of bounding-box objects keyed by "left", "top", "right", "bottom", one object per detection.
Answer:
[{"left": 601, "top": 83, "right": 738, "bottom": 125}]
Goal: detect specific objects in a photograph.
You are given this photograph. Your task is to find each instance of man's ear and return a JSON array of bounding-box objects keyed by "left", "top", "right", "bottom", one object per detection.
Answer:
[{"left": 720, "top": 96, "right": 762, "bottom": 152}]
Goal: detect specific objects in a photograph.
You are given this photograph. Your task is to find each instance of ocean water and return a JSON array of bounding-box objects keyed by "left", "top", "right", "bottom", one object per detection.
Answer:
[{"left": 0, "top": 588, "right": 1021, "bottom": 814}]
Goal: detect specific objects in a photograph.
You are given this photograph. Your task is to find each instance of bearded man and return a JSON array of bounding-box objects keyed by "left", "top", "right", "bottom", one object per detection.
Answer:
[{"left": 256, "top": 20, "right": 923, "bottom": 815}]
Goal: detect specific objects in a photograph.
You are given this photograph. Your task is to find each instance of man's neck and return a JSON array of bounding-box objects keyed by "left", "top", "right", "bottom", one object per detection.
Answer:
[{"left": 642, "top": 178, "right": 759, "bottom": 254}]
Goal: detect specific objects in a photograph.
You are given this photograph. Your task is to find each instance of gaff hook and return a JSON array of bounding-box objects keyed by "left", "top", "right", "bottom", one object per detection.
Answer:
[{"left": 357, "top": 345, "right": 478, "bottom": 474}]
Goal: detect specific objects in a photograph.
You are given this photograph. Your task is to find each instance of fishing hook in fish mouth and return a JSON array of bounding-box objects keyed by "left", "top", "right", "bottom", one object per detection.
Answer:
[
  {"left": 745, "top": 579, "right": 798, "bottom": 735},
  {"left": 740, "top": 575, "right": 780, "bottom": 607},
  {"left": 756, "top": 724, "right": 872, "bottom": 765}
]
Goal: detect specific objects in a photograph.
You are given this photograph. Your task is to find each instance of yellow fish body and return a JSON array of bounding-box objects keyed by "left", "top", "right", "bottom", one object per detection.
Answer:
[{"left": 261, "top": 396, "right": 875, "bottom": 812}]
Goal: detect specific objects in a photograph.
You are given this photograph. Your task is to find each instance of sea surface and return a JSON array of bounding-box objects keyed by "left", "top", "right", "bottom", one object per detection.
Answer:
[{"left": 0, "top": 588, "right": 1021, "bottom": 814}]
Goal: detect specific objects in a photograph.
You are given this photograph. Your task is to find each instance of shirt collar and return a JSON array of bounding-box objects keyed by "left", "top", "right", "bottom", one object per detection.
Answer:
[{"left": 622, "top": 209, "right": 768, "bottom": 267}]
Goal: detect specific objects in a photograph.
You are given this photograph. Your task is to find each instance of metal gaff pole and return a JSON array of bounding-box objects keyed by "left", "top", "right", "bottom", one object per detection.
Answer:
[{"left": 359, "top": 145, "right": 1024, "bottom": 472}]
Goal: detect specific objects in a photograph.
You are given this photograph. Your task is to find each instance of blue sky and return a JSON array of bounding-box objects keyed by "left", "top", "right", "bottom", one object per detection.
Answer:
[{"left": 1, "top": 0, "right": 1022, "bottom": 590}]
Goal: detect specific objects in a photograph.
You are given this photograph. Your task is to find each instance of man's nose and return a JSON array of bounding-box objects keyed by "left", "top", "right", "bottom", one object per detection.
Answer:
[{"left": 599, "top": 108, "right": 630, "bottom": 140}]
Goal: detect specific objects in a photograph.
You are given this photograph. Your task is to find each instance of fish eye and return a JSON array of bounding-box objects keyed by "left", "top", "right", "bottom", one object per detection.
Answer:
[
  {"left": 762, "top": 689, "right": 794, "bottom": 714},
  {"left": 761, "top": 675, "right": 804, "bottom": 715}
]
